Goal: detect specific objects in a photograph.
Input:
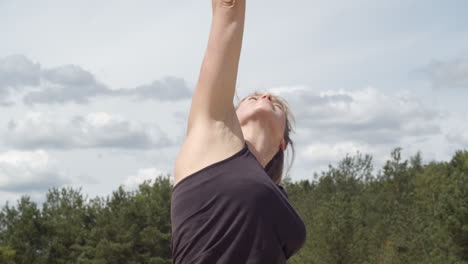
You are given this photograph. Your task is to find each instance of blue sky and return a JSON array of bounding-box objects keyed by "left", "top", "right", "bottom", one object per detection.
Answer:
[{"left": 1, "top": 0, "right": 467, "bottom": 204}]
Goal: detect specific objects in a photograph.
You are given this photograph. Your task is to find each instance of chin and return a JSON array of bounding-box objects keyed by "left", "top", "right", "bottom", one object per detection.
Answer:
[
  {"left": 250, "top": 104, "right": 274, "bottom": 115},
  {"left": 242, "top": 114, "right": 277, "bottom": 129},
  {"left": 238, "top": 105, "right": 275, "bottom": 125}
]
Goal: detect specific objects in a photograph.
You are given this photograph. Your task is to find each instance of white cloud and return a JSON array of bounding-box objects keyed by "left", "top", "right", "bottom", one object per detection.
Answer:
[
  {"left": 447, "top": 131, "right": 468, "bottom": 146},
  {"left": 446, "top": 116, "right": 468, "bottom": 147},
  {"left": 23, "top": 64, "right": 111, "bottom": 105},
  {"left": 117, "top": 76, "right": 192, "bottom": 102},
  {"left": 0, "top": 149, "right": 69, "bottom": 192},
  {"left": 422, "top": 56, "right": 468, "bottom": 89},
  {"left": 4, "top": 112, "right": 173, "bottom": 150},
  {"left": 297, "top": 141, "right": 390, "bottom": 172},
  {"left": 124, "top": 167, "right": 166, "bottom": 189},
  {"left": 0, "top": 55, "right": 193, "bottom": 106},
  {"left": 0, "top": 54, "right": 40, "bottom": 89},
  {"left": 0, "top": 55, "right": 41, "bottom": 105},
  {"left": 272, "top": 86, "right": 440, "bottom": 145},
  {"left": 264, "top": 85, "right": 448, "bottom": 178},
  {"left": 301, "top": 141, "right": 373, "bottom": 163},
  {"left": 1, "top": 0, "right": 467, "bottom": 205}
]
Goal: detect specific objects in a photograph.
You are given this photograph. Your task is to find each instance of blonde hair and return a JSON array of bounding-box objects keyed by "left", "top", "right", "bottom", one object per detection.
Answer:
[{"left": 234, "top": 90, "right": 296, "bottom": 185}]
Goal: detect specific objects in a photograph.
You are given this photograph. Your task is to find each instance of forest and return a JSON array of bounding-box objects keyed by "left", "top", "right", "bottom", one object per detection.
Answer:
[{"left": 0, "top": 147, "right": 467, "bottom": 264}]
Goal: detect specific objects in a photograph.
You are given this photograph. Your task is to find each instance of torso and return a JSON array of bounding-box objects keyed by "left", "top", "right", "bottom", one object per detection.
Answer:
[{"left": 171, "top": 139, "right": 306, "bottom": 263}]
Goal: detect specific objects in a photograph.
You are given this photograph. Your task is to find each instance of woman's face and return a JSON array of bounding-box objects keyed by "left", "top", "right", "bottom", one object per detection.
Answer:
[{"left": 236, "top": 93, "right": 287, "bottom": 148}]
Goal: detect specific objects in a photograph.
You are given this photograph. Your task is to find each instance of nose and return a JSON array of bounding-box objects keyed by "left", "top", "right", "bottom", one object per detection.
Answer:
[{"left": 260, "top": 94, "right": 271, "bottom": 101}]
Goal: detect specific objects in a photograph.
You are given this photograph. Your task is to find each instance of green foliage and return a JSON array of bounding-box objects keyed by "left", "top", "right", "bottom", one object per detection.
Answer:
[
  {"left": 285, "top": 147, "right": 468, "bottom": 264},
  {"left": 0, "top": 246, "right": 16, "bottom": 264},
  {"left": 1, "top": 150, "right": 467, "bottom": 263},
  {"left": 0, "top": 176, "right": 172, "bottom": 264},
  {"left": 446, "top": 151, "right": 468, "bottom": 261},
  {"left": 0, "top": 196, "right": 45, "bottom": 263}
]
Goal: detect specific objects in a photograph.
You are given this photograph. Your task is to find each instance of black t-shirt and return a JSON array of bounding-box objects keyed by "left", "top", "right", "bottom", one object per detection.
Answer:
[{"left": 171, "top": 143, "right": 306, "bottom": 264}]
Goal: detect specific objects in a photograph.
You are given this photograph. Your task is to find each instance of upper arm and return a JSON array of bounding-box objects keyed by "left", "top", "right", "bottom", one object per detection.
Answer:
[
  {"left": 187, "top": 1, "right": 246, "bottom": 133},
  {"left": 173, "top": 1, "right": 247, "bottom": 185}
]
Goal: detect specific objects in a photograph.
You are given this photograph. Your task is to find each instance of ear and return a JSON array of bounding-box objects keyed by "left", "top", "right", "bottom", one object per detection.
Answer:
[{"left": 280, "top": 138, "right": 287, "bottom": 151}]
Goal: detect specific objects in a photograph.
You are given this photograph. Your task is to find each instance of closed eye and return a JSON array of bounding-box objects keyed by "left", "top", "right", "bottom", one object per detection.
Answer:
[
  {"left": 274, "top": 104, "right": 284, "bottom": 111},
  {"left": 249, "top": 97, "right": 283, "bottom": 111}
]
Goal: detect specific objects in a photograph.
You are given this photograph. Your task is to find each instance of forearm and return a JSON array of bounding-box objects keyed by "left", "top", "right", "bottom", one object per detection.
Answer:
[
  {"left": 191, "top": 0, "right": 246, "bottom": 123},
  {"left": 203, "top": 5, "right": 245, "bottom": 94}
]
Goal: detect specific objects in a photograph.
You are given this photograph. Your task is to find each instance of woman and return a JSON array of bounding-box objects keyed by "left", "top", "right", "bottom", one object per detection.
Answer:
[{"left": 171, "top": 1, "right": 306, "bottom": 263}]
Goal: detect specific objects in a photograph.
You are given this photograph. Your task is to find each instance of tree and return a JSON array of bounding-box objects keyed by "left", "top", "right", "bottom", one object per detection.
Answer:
[
  {"left": 445, "top": 150, "right": 468, "bottom": 261},
  {"left": 0, "top": 246, "right": 16, "bottom": 264},
  {"left": 41, "top": 187, "right": 91, "bottom": 263},
  {"left": 0, "top": 196, "right": 46, "bottom": 264}
]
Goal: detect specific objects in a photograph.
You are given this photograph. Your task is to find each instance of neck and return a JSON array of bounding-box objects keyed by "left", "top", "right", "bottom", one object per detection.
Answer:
[{"left": 241, "top": 120, "right": 280, "bottom": 168}]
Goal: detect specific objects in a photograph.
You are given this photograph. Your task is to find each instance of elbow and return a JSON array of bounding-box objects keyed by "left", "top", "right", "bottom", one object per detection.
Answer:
[
  {"left": 213, "top": 0, "right": 241, "bottom": 9},
  {"left": 212, "top": 0, "right": 245, "bottom": 17}
]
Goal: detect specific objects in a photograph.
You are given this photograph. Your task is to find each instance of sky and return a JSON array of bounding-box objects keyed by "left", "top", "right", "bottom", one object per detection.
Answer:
[{"left": 1, "top": 0, "right": 467, "bottom": 205}]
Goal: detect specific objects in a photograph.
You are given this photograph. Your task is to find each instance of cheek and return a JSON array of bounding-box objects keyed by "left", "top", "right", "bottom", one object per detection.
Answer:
[
  {"left": 276, "top": 114, "right": 287, "bottom": 133},
  {"left": 236, "top": 103, "right": 249, "bottom": 117},
  {"left": 275, "top": 111, "right": 285, "bottom": 124}
]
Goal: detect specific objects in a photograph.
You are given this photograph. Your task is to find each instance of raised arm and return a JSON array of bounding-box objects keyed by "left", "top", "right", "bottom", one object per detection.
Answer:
[{"left": 187, "top": 0, "right": 246, "bottom": 133}]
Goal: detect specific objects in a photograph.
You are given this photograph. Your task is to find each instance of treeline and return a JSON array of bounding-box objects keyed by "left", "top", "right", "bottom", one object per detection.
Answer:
[{"left": 0, "top": 148, "right": 467, "bottom": 263}]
